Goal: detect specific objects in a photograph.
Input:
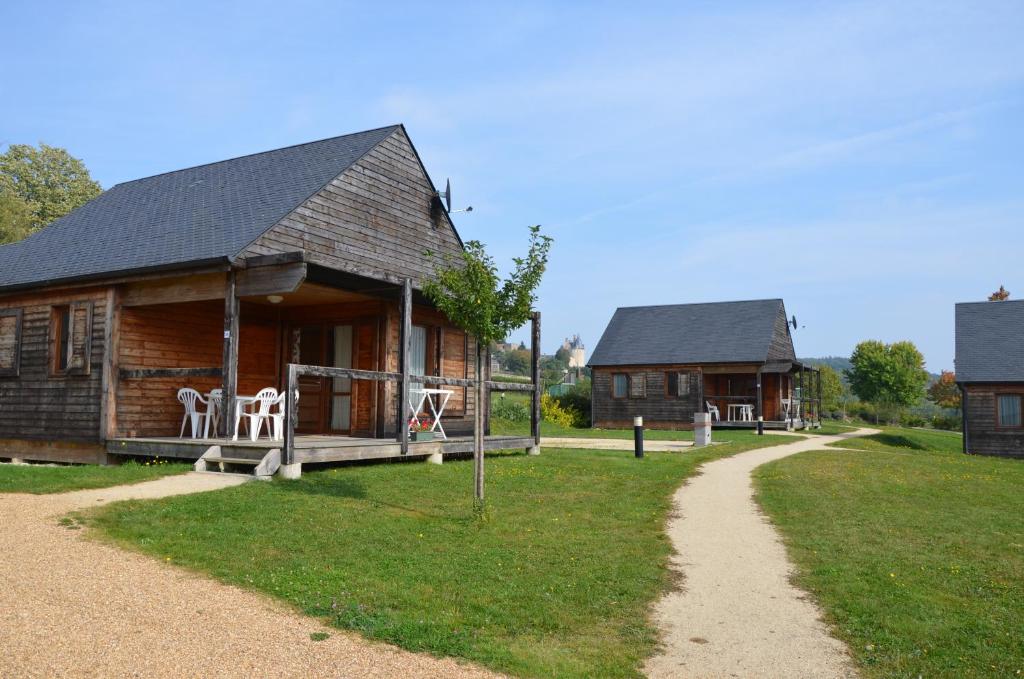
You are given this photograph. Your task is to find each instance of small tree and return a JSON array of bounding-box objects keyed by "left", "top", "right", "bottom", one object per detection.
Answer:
[
  {"left": 424, "top": 225, "right": 552, "bottom": 505},
  {"left": 989, "top": 285, "right": 1010, "bottom": 301},
  {"left": 927, "top": 370, "right": 961, "bottom": 411},
  {"left": 846, "top": 340, "right": 929, "bottom": 424},
  {"left": 817, "top": 365, "right": 847, "bottom": 416}
]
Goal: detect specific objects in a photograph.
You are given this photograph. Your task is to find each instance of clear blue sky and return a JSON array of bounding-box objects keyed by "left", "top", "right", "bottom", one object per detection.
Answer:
[{"left": 3, "top": 1, "right": 1022, "bottom": 371}]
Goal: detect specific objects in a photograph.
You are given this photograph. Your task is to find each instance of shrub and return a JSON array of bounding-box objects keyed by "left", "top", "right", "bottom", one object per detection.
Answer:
[
  {"left": 553, "top": 379, "right": 591, "bottom": 427},
  {"left": 541, "top": 393, "right": 576, "bottom": 428},
  {"left": 492, "top": 397, "right": 529, "bottom": 422},
  {"left": 900, "top": 413, "right": 927, "bottom": 428},
  {"left": 931, "top": 413, "right": 962, "bottom": 431}
]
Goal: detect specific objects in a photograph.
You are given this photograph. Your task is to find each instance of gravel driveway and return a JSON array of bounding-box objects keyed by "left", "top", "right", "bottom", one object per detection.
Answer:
[
  {"left": 0, "top": 473, "right": 500, "bottom": 678},
  {"left": 645, "top": 429, "right": 878, "bottom": 679}
]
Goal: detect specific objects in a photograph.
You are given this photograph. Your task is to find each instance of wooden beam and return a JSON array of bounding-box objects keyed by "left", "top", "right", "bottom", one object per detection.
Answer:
[
  {"left": 99, "top": 286, "right": 121, "bottom": 441},
  {"left": 398, "top": 278, "right": 412, "bottom": 454},
  {"left": 531, "top": 311, "right": 541, "bottom": 448},
  {"left": 240, "top": 251, "right": 307, "bottom": 268},
  {"left": 121, "top": 272, "right": 226, "bottom": 307},
  {"left": 756, "top": 369, "right": 763, "bottom": 436},
  {"left": 220, "top": 271, "right": 240, "bottom": 438},
  {"left": 236, "top": 262, "right": 307, "bottom": 298},
  {"left": 120, "top": 367, "right": 222, "bottom": 379},
  {"left": 474, "top": 340, "right": 485, "bottom": 499}
]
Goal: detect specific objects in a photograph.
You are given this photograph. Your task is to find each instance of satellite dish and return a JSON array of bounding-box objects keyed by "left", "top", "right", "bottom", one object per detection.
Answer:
[
  {"left": 791, "top": 315, "right": 798, "bottom": 330},
  {"left": 436, "top": 179, "right": 452, "bottom": 213}
]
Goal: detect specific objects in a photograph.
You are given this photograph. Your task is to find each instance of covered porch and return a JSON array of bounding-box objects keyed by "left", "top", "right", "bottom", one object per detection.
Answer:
[
  {"left": 107, "top": 253, "right": 542, "bottom": 473},
  {"left": 703, "top": 361, "right": 822, "bottom": 430}
]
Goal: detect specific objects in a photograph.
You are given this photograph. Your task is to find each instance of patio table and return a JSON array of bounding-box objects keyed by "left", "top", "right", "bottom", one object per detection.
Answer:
[
  {"left": 204, "top": 392, "right": 259, "bottom": 441},
  {"left": 408, "top": 388, "right": 454, "bottom": 440}
]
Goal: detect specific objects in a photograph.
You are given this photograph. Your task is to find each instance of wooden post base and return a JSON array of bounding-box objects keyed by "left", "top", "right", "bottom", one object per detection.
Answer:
[
  {"left": 527, "top": 445, "right": 540, "bottom": 456},
  {"left": 277, "top": 462, "right": 302, "bottom": 479}
]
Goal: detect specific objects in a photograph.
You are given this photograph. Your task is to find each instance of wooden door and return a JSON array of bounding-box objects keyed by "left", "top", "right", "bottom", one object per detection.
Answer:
[{"left": 296, "top": 325, "right": 326, "bottom": 434}]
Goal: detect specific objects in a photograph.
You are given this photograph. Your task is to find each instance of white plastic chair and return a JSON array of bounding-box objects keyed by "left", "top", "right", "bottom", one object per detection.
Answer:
[
  {"left": 706, "top": 400, "right": 720, "bottom": 422},
  {"left": 241, "top": 388, "right": 278, "bottom": 442},
  {"left": 269, "top": 390, "right": 298, "bottom": 441},
  {"left": 177, "top": 388, "right": 211, "bottom": 439},
  {"left": 204, "top": 388, "right": 223, "bottom": 438}
]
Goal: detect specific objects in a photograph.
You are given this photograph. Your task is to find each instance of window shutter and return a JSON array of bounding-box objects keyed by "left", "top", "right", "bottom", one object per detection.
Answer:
[
  {"left": 0, "top": 309, "right": 23, "bottom": 377},
  {"left": 630, "top": 373, "right": 646, "bottom": 398},
  {"left": 66, "top": 301, "right": 94, "bottom": 375}
]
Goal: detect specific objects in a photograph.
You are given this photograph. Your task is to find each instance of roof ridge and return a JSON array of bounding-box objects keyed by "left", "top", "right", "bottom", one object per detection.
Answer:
[
  {"left": 956, "top": 298, "right": 1024, "bottom": 306},
  {"left": 615, "top": 298, "right": 782, "bottom": 311},
  {"left": 111, "top": 124, "right": 403, "bottom": 187}
]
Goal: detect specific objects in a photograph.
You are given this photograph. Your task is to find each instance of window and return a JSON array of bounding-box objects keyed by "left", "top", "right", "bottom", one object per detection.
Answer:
[
  {"left": 50, "top": 302, "right": 93, "bottom": 376},
  {"left": 630, "top": 373, "right": 647, "bottom": 398},
  {"left": 997, "top": 394, "right": 1022, "bottom": 428},
  {"left": 666, "top": 372, "right": 691, "bottom": 398},
  {"left": 612, "top": 373, "right": 629, "bottom": 399},
  {"left": 0, "top": 308, "right": 23, "bottom": 377}
]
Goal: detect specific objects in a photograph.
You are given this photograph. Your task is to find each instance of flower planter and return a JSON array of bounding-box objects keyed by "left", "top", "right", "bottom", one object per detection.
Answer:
[{"left": 410, "top": 431, "right": 435, "bottom": 442}]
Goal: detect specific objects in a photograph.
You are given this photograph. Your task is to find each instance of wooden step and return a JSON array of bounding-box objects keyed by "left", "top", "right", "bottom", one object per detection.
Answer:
[{"left": 205, "top": 456, "right": 261, "bottom": 466}]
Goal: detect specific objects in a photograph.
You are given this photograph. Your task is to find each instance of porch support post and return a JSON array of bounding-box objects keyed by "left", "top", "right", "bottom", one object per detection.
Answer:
[
  {"left": 756, "top": 369, "right": 764, "bottom": 436},
  {"left": 529, "top": 311, "right": 541, "bottom": 455},
  {"left": 99, "top": 285, "right": 121, "bottom": 446},
  {"left": 278, "top": 363, "right": 301, "bottom": 478},
  {"left": 798, "top": 366, "right": 804, "bottom": 429},
  {"left": 474, "top": 341, "right": 485, "bottom": 499},
  {"left": 221, "top": 270, "right": 240, "bottom": 439},
  {"left": 397, "top": 278, "right": 412, "bottom": 454},
  {"left": 816, "top": 369, "right": 822, "bottom": 426}
]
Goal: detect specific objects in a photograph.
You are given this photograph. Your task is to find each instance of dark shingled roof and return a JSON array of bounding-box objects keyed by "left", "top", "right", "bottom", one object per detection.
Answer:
[
  {"left": 955, "top": 300, "right": 1024, "bottom": 383},
  {"left": 0, "top": 125, "right": 401, "bottom": 291},
  {"left": 588, "top": 299, "right": 792, "bottom": 367}
]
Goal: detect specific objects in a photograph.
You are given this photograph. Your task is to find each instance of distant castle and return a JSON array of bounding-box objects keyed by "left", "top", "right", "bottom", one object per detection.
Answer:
[{"left": 562, "top": 334, "right": 586, "bottom": 369}]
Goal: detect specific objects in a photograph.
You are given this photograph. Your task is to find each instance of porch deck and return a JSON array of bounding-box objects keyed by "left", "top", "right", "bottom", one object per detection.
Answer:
[
  {"left": 715, "top": 418, "right": 813, "bottom": 431},
  {"left": 107, "top": 434, "right": 537, "bottom": 465}
]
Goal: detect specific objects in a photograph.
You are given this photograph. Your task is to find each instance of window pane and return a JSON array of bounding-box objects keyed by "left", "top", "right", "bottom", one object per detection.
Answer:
[
  {"left": 613, "top": 374, "right": 628, "bottom": 398},
  {"left": 58, "top": 307, "right": 70, "bottom": 371},
  {"left": 408, "top": 326, "right": 428, "bottom": 411},
  {"left": 332, "top": 325, "right": 353, "bottom": 392},
  {"left": 666, "top": 372, "right": 678, "bottom": 397},
  {"left": 679, "top": 372, "right": 690, "bottom": 396},
  {"left": 331, "top": 395, "right": 351, "bottom": 430},
  {"left": 999, "top": 395, "right": 1022, "bottom": 427}
]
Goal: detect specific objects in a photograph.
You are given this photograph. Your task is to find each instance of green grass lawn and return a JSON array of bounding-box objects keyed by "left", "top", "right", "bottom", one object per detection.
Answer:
[
  {"left": 90, "top": 437, "right": 794, "bottom": 679},
  {"left": 0, "top": 460, "right": 189, "bottom": 494},
  {"left": 754, "top": 427, "right": 1023, "bottom": 677}
]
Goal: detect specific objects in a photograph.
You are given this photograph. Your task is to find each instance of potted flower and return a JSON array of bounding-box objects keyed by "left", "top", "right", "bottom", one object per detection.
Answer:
[{"left": 409, "top": 418, "right": 434, "bottom": 442}]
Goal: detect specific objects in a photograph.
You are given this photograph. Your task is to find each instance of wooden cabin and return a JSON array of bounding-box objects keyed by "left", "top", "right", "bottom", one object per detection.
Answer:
[
  {"left": 955, "top": 299, "right": 1024, "bottom": 458},
  {"left": 587, "top": 299, "right": 821, "bottom": 431},
  {"left": 0, "top": 125, "right": 539, "bottom": 474}
]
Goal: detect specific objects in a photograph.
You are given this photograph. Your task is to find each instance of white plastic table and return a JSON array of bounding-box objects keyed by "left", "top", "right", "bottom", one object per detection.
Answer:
[
  {"left": 408, "top": 388, "right": 454, "bottom": 440},
  {"left": 727, "top": 404, "right": 754, "bottom": 422},
  {"left": 203, "top": 392, "right": 259, "bottom": 441}
]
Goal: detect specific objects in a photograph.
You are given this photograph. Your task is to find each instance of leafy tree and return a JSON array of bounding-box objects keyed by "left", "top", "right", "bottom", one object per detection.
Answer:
[
  {"left": 988, "top": 285, "right": 1010, "bottom": 301},
  {"left": 0, "top": 143, "right": 102, "bottom": 241},
  {"left": 817, "top": 365, "right": 848, "bottom": 415},
  {"left": 0, "top": 188, "right": 34, "bottom": 244},
  {"left": 502, "top": 349, "right": 531, "bottom": 375},
  {"left": 424, "top": 225, "right": 552, "bottom": 504},
  {"left": 845, "top": 340, "right": 929, "bottom": 423},
  {"left": 927, "top": 370, "right": 961, "bottom": 411},
  {"left": 554, "top": 346, "right": 571, "bottom": 364}
]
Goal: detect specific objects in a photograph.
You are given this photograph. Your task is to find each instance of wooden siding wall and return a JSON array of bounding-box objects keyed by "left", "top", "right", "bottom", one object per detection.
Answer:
[
  {"left": 592, "top": 366, "right": 702, "bottom": 429},
  {"left": 0, "top": 288, "right": 109, "bottom": 461},
  {"left": 766, "top": 306, "right": 797, "bottom": 361},
  {"left": 116, "top": 301, "right": 277, "bottom": 437},
  {"left": 243, "top": 128, "right": 464, "bottom": 285},
  {"left": 964, "top": 383, "right": 1024, "bottom": 458}
]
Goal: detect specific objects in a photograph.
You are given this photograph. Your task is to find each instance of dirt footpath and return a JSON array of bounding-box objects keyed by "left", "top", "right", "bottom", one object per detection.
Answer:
[
  {"left": 645, "top": 430, "right": 877, "bottom": 679},
  {"left": 0, "top": 472, "right": 501, "bottom": 678}
]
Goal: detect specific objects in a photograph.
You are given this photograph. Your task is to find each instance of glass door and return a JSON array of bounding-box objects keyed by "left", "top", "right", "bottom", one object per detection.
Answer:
[
  {"left": 330, "top": 325, "right": 353, "bottom": 433},
  {"left": 408, "top": 326, "right": 427, "bottom": 415}
]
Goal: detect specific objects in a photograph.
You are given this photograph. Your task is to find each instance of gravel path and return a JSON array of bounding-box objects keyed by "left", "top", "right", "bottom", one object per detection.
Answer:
[
  {"left": 542, "top": 436, "right": 693, "bottom": 452},
  {"left": 645, "top": 429, "right": 878, "bottom": 679},
  {"left": 0, "top": 472, "right": 500, "bottom": 678}
]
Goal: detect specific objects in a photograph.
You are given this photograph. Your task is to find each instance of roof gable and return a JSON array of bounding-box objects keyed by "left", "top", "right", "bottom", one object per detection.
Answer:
[
  {"left": 955, "top": 300, "right": 1024, "bottom": 382},
  {"left": 588, "top": 299, "right": 792, "bottom": 367},
  {"left": 0, "top": 125, "right": 401, "bottom": 290}
]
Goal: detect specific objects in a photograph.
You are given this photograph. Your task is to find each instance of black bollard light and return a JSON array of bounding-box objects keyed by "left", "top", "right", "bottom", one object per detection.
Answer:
[{"left": 634, "top": 416, "right": 644, "bottom": 458}]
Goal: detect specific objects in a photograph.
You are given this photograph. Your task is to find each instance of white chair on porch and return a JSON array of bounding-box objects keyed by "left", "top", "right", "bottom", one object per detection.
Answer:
[
  {"left": 240, "top": 388, "right": 279, "bottom": 442},
  {"left": 706, "top": 400, "right": 720, "bottom": 422},
  {"left": 177, "top": 388, "right": 212, "bottom": 439},
  {"left": 269, "top": 390, "right": 298, "bottom": 442}
]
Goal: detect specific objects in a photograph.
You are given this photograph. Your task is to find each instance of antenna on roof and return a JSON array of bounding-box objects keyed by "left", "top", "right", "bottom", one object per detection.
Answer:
[
  {"left": 435, "top": 178, "right": 473, "bottom": 214},
  {"left": 791, "top": 315, "right": 799, "bottom": 330}
]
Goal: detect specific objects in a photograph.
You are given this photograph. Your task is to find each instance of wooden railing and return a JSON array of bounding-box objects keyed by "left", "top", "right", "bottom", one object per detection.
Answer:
[{"left": 282, "top": 362, "right": 541, "bottom": 465}]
